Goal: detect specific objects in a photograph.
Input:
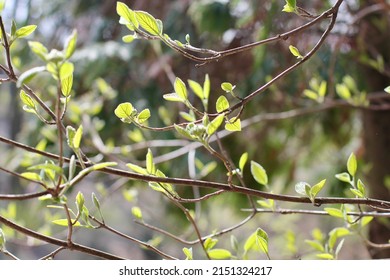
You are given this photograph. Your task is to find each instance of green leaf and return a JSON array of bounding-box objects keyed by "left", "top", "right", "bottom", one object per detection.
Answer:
[
  {"left": 28, "top": 41, "right": 49, "bottom": 61},
  {"left": 385, "top": 86, "right": 390, "bottom": 93},
  {"left": 188, "top": 79, "right": 204, "bottom": 100},
  {"left": 305, "top": 240, "right": 325, "bottom": 252},
  {"left": 135, "top": 11, "right": 161, "bottom": 35},
  {"left": 357, "top": 179, "right": 366, "bottom": 196},
  {"left": 289, "top": 45, "right": 303, "bottom": 59},
  {"left": 318, "top": 81, "right": 327, "bottom": 97},
  {"left": 225, "top": 118, "right": 241, "bottom": 132},
  {"left": 282, "top": 0, "right": 297, "bottom": 12},
  {"left": 204, "top": 238, "right": 218, "bottom": 251},
  {"left": 117, "top": 2, "right": 139, "bottom": 28},
  {"left": 251, "top": 161, "right": 268, "bottom": 186},
  {"left": 76, "top": 191, "right": 85, "bottom": 212},
  {"left": 221, "top": 82, "right": 235, "bottom": 92},
  {"left": 257, "top": 199, "right": 274, "bottom": 209},
  {"left": 303, "top": 89, "right": 318, "bottom": 100},
  {"left": 131, "top": 206, "right": 143, "bottom": 220},
  {"left": 28, "top": 162, "right": 63, "bottom": 174},
  {"left": 255, "top": 228, "right": 269, "bottom": 255},
  {"left": 174, "top": 77, "right": 187, "bottom": 100},
  {"left": 20, "top": 172, "right": 42, "bottom": 181},
  {"left": 59, "top": 62, "right": 74, "bottom": 81},
  {"left": 207, "top": 114, "right": 225, "bottom": 136},
  {"left": 122, "top": 35, "right": 136, "bottom": 43},
  {"left": 174, "top": 124, "right": 193, "bottom": 139},
  {"left": 216, "top": 95, "right": 229, "bottom": 113},
  {"left": 15, "top": 25, "right": 37, "bottom": 39},
  {"left": 0, "top": 0, "right": 5, "bottom": 14},
  {"left": 239, "top": 152, "right": 248, "bottom": 171},
  {"left": 208, "top": 249, "right": 232, "bottom": 260},
  {"left": 311, "top": 179, "right": 326, "bottom": 198},
  {"left": 317, "top": 253, "right": 334, "bottom": 260},
  {"left": 350, "top": 188, "right": 364, "bottom": 198},
  {"left": 61, "top": 74, "right": 73, "bottom": 97},
  {"left": 114, "top": 102, "right": 134, "bottom": 119},
  {"left": 66, "top": 126, "right": 76, "bottom": 149},
  {"left": 136, "top": 109, "right": 151, "bottom": 123},
  {"left": 335, "top": 172, "right": 351, "bottom": 183},
  {"left": 63, "top": 29, "right": 77, "bottom": 59},
  {"left": 179, "top": 111, "right": 195, "bottom": 122},
  {"left": 347, "top": 152, "right": 357, "bottom": 177},
  {"left": 324, "top": 207, "right": 344, "bottom": 218},
  {"left": 163, "top": 93, "right": 183, "bottom": 102},
  {"left": 92, "top": 193, "right": 101, "bottom": 211},
  {"left": 183, "top": 247, "right": 193, "bottom": 260},
  {"left": 336, "top": 84, "right": 351, "bottom": 100},
  {"left": 126, "top": 163, "right": 148, "bottom": 175},
  {"left": 73, "top": 125, "right": 83, "bottom": 149},
  {"left": 329, "top": 228, "right": 350, "bottom": 250},
  {"left": 17, "top": 66, "right": 46, "bottom": 88},
  {"left": 146, "top": 149, "right": 155, "bottom": 174},
  {"left": 52, "top": 219, "right": 81, "bottom": 227},
  {"left": 203, "top": 74, "right": 210, "bottom": 100},
  {"left": 19, "top": 90, "right": 36, "bottom": 109},
  {"left": 89, "top": 162, "right": 117, "bottom": 171}
]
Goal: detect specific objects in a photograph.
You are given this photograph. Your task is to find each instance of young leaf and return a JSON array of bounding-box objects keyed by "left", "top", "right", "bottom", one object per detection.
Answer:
[
  {"left": 28, "top": 41, "right": 49, "bottom": 61},
  {"left": 188, "top": 79, "right": 204, "bottom": 100},
  {"left": 174, "top": 77, "right": 187, "bottom": 100},
  {"left": 63, "top": 29, "right": 77, "bottom": 59},
  {"left": 15, "top": 25, "right": 37, "bottom": 39},
  {"left": 310, "top": 179, "right": 326, "bottom": 198},
  {"left": 239, "top": 152, "right": 248, "bottom": 171},
  {"left": 203, "top": 74, "right": 210, "bottom": 100},
  {"left": 59, "top": 62, "right": 74, "bottom": 81},
  {"left": 305, "top": 240, "right": 325, "bottom": 252},
  {"left": 207, "top": 114, "right": 225, "bottom": 136},
  {"left": 208, "top": 249, "right": 232, "bottom": 260},
  {"left": 318, "top": 81, "right": 327, "bottom": 98},
  {"left": 255, "top": 228, "right": 269, "bottom": 255},
  {"left": 289, "top": 45, "right": 303, "bottom": 59},
  {"left": 328, "top": 228, "right": 350, "bottom": 250},
  {"left": 114, "top": 102, "right": 134, "bottom": 119},
  {"left": 335, "top": 172, "right": 351, "bottom": 183},
  {"left": 92, "top": 193, "right": 101, "bottom": 211},
  {"left": 135, "top": 11, "right": 161, "bottom": 36},
  {"left": 20, "top": 172, "right": 42, "bottom": 181},
  {"left": 225, "top": 118, "right": 241, "bottom": 132},
  {"left": 350, "top": 188, "right": 364, "bottom": 198},
  {"left": 204, "top": 238, "right": 218, "bottom": 251},
  {"left": 221, "top": 82, "right": 235, "bottom": 92},
  {"left": 336, "top": 84, "right": 351, "bottom": 100},
  {"left": 146, "top": 149, "right": 155, "bottom": 174},
  {"left": 295, "top": 181, "right": 310, "bottom": 196},
  {"left": 17, "top": 66, "right": 46, "bottom": 88},
  {"left": 216, "top": 95, "right": 229, "bottom": 113},
  {"left": 251, "top": 161, "right": 268, "bottom": 186},
  {"left": 163, "top": 93, "right": 183, "bottom": 102},
  {"left": 73, "top": 125, "right": 83, "bottom": 149},
  {"left": 122, "top": 35, "right": 136, "bottom": 43},
  {"left": 126, "top": 163, "right": 148, "bottom": 175},
  {"left": 303, "top": 89, "right": 318, "bottom": 100},
  {"left": 66, "top": 126, "right": 76, "bottom": 149},
  {"left": 76, "top": 191, "right": 85, "bottom": 212},
  {"left": 52, "top": 219, "right": 81, "bottom": 227},
  {"left": 136, "top": 109, "right": 151, "bottom": 123},
  {"left": 20, "top": 90, "right": 36, "bottom": 109},
  {"left": 324, "top": 207, "right": 344, "bottom": 218},
  {"left": 361, "top": 216, "right": 374, "bottom": 227},
  {"left": 317, "top": 253, "right": 334, "bottom": 260},
  {"left": 347, "top": 152, "right": 357, "bottom": 177},
  {"left": 131, "top": 206, "right": 143, "bottom": 220},
  {"left": 357, "top": 179, "right": 366, "bottom": 197},
  {"left": 282, "top": 0, "right": 297, "bottom": 12},
  {"left": 174, "top": 124, "right": 193, "bottom": 139},
  {"left": 117, "top": 2, "right": 139, "bottom": 28},
  {"left": 385, "top": 86, "right": 390, "bottom": 93},
  {"left": 183, "top": 247, "right": 193, "bottom": 260},
  {"left": 61, "top": 74, "right": 73, "bottom": 97}
]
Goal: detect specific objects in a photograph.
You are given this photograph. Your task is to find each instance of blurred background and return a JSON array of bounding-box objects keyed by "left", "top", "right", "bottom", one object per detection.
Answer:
[{"left": 0, "top": 0, "right": 389, "bottom": 259}]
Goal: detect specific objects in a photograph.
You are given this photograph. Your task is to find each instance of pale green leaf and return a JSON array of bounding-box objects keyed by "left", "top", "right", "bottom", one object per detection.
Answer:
[
  {"left": 336, "top": 84, "right": 351, "bottom": 100},
  {"left": 122, "top": 35, "right": 136, "bottom": 43},
  {"left": 303, "top": 89, "right": 318, "bottom": 100},
  {"left": 52, "top": 219, "right": 81, "bottom": 227},
  {"left": 385, "top": 86, "right": 390, "bottom": 93},
  {"left": 295, "top": 181, "right": 309, "bottom": 196},
  {"left": 216, "top": 95, "right": 229, "bottom": 113},
  {"left": 136, "top": 109, "right": 151, "bottom": 123},
  {"left": 163, "top": 93, "right": 183, "bottom": 102},
  {"left": 63, "top": 29, "right": 77, "bottom": 59},
  {"left": 317, "top": 253, "right": 334, "bottom": 260},
  {"left": 255, "top": 228, "right": 269, "bottom": 255},
  {"left": 225, "top": 118, "right": 241, "bottom": 132},
  {"left": 131, "top": 206, "right": 143, "bottom": 220},
  {"left": 28, "top": 41, "right": 49, "bottom": 61},
  {"left": 66, "top": 126, "right": 76, "bottom": 149},
  {"left": 203, "top": 74, "right": 210, "bottom": 99},
  {"left": 221, "top": 82, "right": 235, "bottom": 92},
  {"left": 347, "top": 152, "right": 357, "bottom": 177},
  {"left": 76, "top": 191, "right": 85, "bottom": 211},
  {"left": 289, "top": 45, "right": 303, "bottom": 59},
  {"left": 204, "top": 238, "right": 218, "bottom": 251},
  {"left": 174, "top": 77, "right": 187, "bottom": 100},
  {"left": 135, "top": 11, "right": 161, "bottom": 35},
  {"left": 146, "top": 149, "right": 155, "bottom": 174},
  {"left": 208, "top": 249, "right": 232, "bottom": 260},
  {"left": 239, "top": 152, "right": 248, "bottom": 171},
  {"left": 361, "top": 216, "right": 373, "bottom": 227},
  {"left": 329, "top": 228, "right": 350, "bottom": 250},
  {"left": 61, "top": 74, "right": 73, "bottom": 97},
  {"left": 19, "top": 90, "right": 36, "bottom": 109},
  {"left": 350, "top": 188, "right": 364, "bottom": 198},
  {"left": 305, "top": 240, "right": 325, "bottom": 252},
  {"left": 174, "top": 124, "right": 193, "bottom": 139},
  {"left": 20, "top": 172, "right": 42, "bottom": 181},
  {"left": 311, "top": 179, "right": 326, "bottom": 198},
  {"left": 59, "top": 62, "right": 74, "bottom": 81},
  {"left": 116, "top": 2, "right": 139, "bottom": 28},
  {"left": 318, "top": 81, "right": 327, "bottom": 97},
  {"left": 15, "top": 25, "right": 37, "bottom": 38},
  {"left": 207, "top": 114, "right": 225, "bottom": 136},
  {"left": 251, "top": 161, "right": 268, "bottom": 185},
  {"left": 0, "top": 228, "right": 5, "bottom": 251},
  {"left": 188, "top": 79, "right": 204, "bottom": 100},
  {"left": 324, "top": 207, "right": 343, "bottom": 218},
  {"left": 357, "top": 179, "right": 366, "bottom": 196},
  {"left": 335, "top": 172, "right": 351, "bottom": 183},
  {"left": 126, "top": 163, "right": 148, "bottom": 175},
  {"left": 114, "top": 102, "right": 134, "bottom": 119},
  {"left": 90, "top": 162, "right": 117, "bottom": 170},
  {"left": 73, "top": 125, "right": 83, "bottom": 149},
  {"left": 183, "top": 247, "right": 193, "bottom": 260}
]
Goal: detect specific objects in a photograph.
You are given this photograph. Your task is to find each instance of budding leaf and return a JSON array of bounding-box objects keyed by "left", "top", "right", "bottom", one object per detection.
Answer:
[
  {"left": 216, "top": 95, "right": 229, "bottom": 113},
  {"left": 289, "top": 45, "right": 303, "bottom": 59},
  {"left": 251, "top": 161, "right": 268, "bottom": 186},
  {"left": 347, "top": 152, "right": 357, "bottom": 177},
  {"left": 135, "top": 11, "right": 161, "bottom": 36}
]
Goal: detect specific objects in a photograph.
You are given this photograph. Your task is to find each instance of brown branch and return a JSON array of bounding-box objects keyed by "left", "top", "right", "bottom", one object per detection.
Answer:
[{"left": 0, "top": 214, "right": 124, "bottom": 259}]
